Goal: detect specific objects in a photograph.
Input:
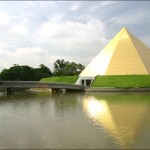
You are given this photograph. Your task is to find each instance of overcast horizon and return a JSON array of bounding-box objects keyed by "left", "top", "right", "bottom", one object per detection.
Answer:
[{"left": 0, "top": 1, "right": 150, "bottom": 71}]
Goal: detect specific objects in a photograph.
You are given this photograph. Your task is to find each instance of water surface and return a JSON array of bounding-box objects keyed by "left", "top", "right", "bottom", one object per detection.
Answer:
[{"left": 0, "top": 91, "right": 150, "bottom": 149}]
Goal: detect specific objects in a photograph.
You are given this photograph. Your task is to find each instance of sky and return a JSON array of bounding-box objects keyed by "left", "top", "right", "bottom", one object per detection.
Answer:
[{"left": 0, "top": 1, "right": 150, "bottom": 71}]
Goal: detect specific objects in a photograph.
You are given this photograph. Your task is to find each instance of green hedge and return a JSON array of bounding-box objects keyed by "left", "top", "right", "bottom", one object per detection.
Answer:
[
  {"left": 40, "top": 76, "right": 78, "bottom": 84},
  {"left": 92, "top": 75, "right": 150, "bottom": 88}
]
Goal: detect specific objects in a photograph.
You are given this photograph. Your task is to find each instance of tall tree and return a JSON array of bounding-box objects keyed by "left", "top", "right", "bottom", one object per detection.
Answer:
[
  {"left": 33, "top": 64, "right": 53, "bottom": 80},
  {"left": 53, "top": 59, "right": 85, "bottom": 76},
  {"left": 53, "top": 59, "right": 68, "bottom": 76},
  {"left": 39, "top": 64, "right": 53, "bottom": 77}
]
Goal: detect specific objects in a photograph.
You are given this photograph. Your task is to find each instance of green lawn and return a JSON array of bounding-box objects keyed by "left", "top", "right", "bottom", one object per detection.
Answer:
[
  {"left": 40, "top": 76, "right": 78, "bottom": 84},
  {"left": 92, "top": 75, "right": 150, "bottom": 88}
]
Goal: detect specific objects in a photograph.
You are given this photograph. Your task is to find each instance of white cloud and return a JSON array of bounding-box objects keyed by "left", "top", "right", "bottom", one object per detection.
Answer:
[
  {"left": 0, "top": 11, "right": 31, "bottom": 51},
  {"left": 0, "top": 9, "right": 108, "bottom": 70},
  {"left": 0, "top": 47, "right": 64, "bottom": 70},
  {"left": 35, "top": 18, "right": 107, "bottom": 54},
  {"left": 109, "top": 9, "right": 150, "bottom": 25},
  {"left": 0, "top": 11, "right": 30, "bottom": 35},
  {"left": 25, "top": 1, "right": 35, "bottom": 6},
  {"left": 0, "top": 17, "right": 107, "bottom": 70},
  {"left": 88, "top": 1, "right": 118, "bottom": 13},
  {"left": 0, "top": 42, "right": 13, "bottom": 50},
  {"left": 49, "top": 13, "right": 65, "bottom": 22},
  {"left": 100, "top": 1, "right": 117, "bottom": 6},
  {"left": 26, "top": 1, "right": 56, "bottom": 8},
  {"left": 0, "top": 44, "right": 86, "bottom": 71},
  {"left": 0, "top": 11, "right": 11, "bottom": 27},
  {"left": 70, "top": 3, "right": 81, "bottom": 11},
  {"left": 10, "top": 24, "right": 29, "bottom": 37}
]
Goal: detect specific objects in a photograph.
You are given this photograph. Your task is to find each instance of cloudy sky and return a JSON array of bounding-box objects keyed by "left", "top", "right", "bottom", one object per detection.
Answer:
[{"left": 0, "top": 1, "right": 150, "bottom": 71}]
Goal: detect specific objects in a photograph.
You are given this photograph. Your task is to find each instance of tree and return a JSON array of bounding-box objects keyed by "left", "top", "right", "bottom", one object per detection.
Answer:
[
  {"left": 39, "top": 64, "right": 53, "bottom": 77},
  {"left": 6, "top": 64, "right": 22, "bottom": 80},
  {"left": 0, "top": 64, "right": 53, "bottom": 81},
  {"left": 53, "top": 59, "right": 85, "bottom": 76},
  {"left": 0, "top": 69, "right": 14, "bottom": 80},
  {"left": 53, "top": 59, "right": 68, "bottom": 76},
  {"left": 0, "top": 60, "right": 84, "bottom": 80},
  {"left": 20, "top": 65, "right": 34, "bottom": 81},
  {"left": 33, "top": 64, "right": 53, "bottom": 80}
]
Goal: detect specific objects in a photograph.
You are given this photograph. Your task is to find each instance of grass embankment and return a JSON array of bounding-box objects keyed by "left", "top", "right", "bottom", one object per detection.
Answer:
[
  {"left": 40, "top": 76, "right": 78, "bottom": 84},
  {"left": 92, "top": 75, "right": 150, "bottom": 88}
]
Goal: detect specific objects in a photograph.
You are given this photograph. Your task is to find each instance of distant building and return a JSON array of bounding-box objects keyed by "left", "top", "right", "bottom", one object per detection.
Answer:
[{"left": 76, "top": 27, "right": 150, "bottom": 86}]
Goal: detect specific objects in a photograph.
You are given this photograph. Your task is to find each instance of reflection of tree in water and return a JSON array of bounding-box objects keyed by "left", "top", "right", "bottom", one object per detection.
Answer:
[
  {"left": 83, "top": 93, "right": 150, "bottom": 149},
  {"left": 50, "top": 92, "right": 84, "bottom": 111},
  {"left": 0, "top": 91, "right": 54, "bottom": 117},
  {"left": 0, "top": 91, "right": 84, "bottom": 112},
  {"left": 0, "top": 91, "right": 50, "bottom": 104}
]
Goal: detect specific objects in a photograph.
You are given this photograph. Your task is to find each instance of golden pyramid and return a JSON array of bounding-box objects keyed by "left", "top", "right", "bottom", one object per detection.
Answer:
[{"left": 80, "top": 27, "right": 150, "bottom": 77}]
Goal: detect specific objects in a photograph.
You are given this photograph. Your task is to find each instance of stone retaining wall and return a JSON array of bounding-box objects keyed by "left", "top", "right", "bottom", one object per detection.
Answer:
[{"left": 85, "top": 87, "right": 150, "bottom": 92}]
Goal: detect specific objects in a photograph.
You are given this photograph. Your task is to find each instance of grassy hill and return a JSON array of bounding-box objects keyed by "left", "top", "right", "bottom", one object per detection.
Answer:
[
  {"left": 40, "top": 75, "right": 150, "bottom": 88},
  {"left": 40, "top": 76, "right": 78, "bottom": 84},
  {"left": 92, "top": 75, "right": 150, "bottom": 88}
]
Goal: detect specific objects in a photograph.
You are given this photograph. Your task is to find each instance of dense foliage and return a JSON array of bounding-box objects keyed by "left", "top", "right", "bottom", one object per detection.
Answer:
[
  {"left": 0, "top": 64, "right": 53, "bottom": 81},
  {"left": 92, "top": 75, "right": 150, "bottom": 88},
  {"left": 0, "top": 59, "right": 85, "bottom": 81},
  {"left": 53, "top": 59, "right": 85, "bottom": 76}
]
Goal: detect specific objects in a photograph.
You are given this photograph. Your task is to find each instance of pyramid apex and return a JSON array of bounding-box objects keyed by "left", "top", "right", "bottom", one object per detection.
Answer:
[
  {"left": 118, "top": 27, "right": 130, "bottom": 36},
  {"left": 121, "top": 27, "right": 128, "bottom": 32}
]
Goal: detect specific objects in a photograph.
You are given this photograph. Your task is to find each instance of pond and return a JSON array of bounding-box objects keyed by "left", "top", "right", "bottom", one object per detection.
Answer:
[{"left": 0, "top": 91, "right": 150, "bottom": 149}]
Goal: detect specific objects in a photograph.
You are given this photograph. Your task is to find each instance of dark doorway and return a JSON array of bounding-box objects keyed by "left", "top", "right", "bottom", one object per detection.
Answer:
[
  {"left": 81, "top": 80, "right": 84, "bottom": 85},
  {"left": 86, "top": 80, "right": 91, "bottom": 86}
]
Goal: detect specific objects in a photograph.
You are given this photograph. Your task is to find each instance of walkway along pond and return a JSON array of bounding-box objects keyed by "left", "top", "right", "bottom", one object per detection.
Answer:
[
  {"left": 1, "top": 81, "right": 150, "bottom": 95},
  {"left": 0, "top": 81, "right": 85, "bottom": 95}
]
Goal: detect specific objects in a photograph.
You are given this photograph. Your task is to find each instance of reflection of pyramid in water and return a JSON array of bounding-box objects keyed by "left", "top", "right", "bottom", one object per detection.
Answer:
[
  {"left": 80, "top": 27, "right": 150, "bottom": 77},
  {"left": 83, "top": 96, "right": 149, "bottom": 148}
]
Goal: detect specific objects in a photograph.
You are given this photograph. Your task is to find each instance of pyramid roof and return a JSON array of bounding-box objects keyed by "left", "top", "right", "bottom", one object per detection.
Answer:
[{"left": 80, "top": 27, "right": 150, "bottom": 77}]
